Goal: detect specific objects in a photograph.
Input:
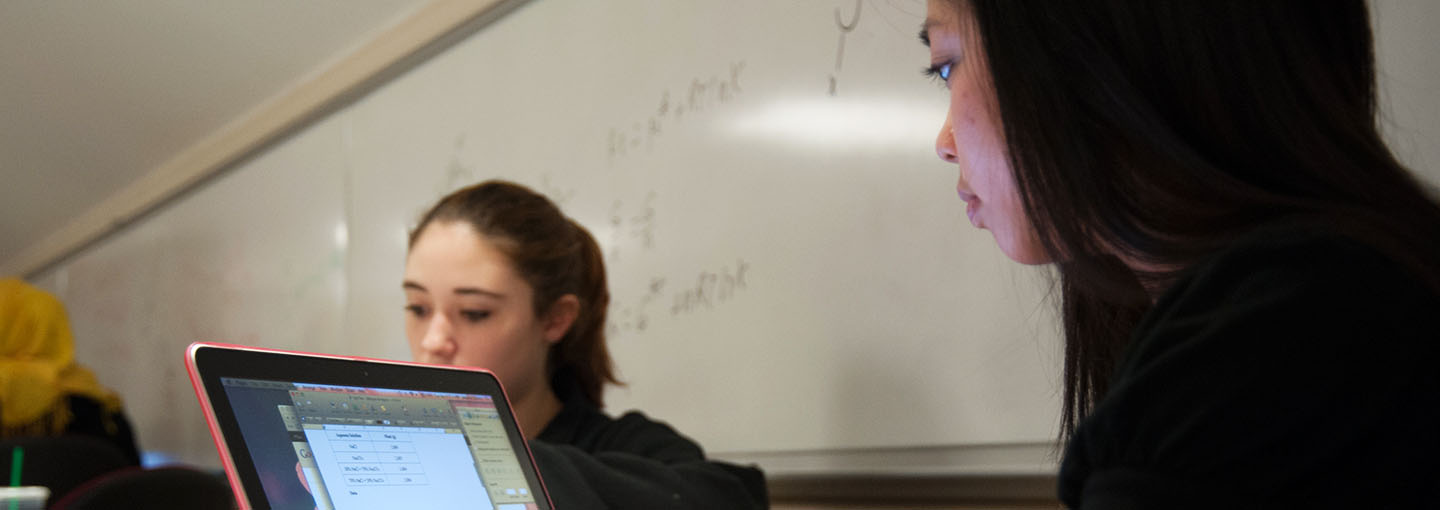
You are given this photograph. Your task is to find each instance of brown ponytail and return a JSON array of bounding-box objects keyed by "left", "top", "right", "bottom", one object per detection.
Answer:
[
  {"left": 549, "top": 218, "right": 615, "bottom": 406},
  {"left": 410, "top": 180, "right": 621, "bottom": 407}
]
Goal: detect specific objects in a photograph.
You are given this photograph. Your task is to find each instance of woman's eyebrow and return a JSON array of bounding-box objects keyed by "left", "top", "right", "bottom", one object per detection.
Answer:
[{"left": 919, "top": 18, "right": 945, "bottom": 47}]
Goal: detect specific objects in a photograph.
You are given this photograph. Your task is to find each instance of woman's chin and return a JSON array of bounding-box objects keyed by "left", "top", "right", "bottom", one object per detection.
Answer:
[{"left": 996, "top": 234, "right": 1052, "bottom": 265}]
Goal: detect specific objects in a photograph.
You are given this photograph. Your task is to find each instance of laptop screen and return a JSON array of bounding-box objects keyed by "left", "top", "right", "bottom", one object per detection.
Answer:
[
  {"left": 216, "top": 377, "right": 541, "bottom": 510},
  {"left": 186, "top": 344, "right": 552, "bottom": 510}
]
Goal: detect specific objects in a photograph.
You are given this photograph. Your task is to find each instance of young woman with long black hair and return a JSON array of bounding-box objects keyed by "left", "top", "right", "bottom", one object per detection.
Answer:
[{"left": 921, "top": 1, "right": 1440, "bottom": 506}]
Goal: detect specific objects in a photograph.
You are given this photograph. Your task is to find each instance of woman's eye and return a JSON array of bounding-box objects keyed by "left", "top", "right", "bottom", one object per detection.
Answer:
[
  {"left": 404, "top": 304, "right": 428, "bottom": 318},
  {"left": 459, "top": 310, "right": 491, "bottom": 323},
  {"left": 923, "top": 62, "right": 953, "bottom": 85}
]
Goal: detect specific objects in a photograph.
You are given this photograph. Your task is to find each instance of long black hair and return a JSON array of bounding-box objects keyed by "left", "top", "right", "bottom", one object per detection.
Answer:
[{"left": 956, "top": 0, "right": 1440, "bottom": 438}]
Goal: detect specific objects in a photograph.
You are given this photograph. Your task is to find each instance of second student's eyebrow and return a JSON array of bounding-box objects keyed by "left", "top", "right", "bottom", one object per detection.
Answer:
[
  {"left": 453, "top": 286, "right": 504, "bottom": 298},
  {"left": 403, "top": 281, "right": 504, "bottom": 299}
]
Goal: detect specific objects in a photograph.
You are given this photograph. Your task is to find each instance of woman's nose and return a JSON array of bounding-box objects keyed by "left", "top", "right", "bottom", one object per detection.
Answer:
[
  {"left": 935, "top": 113, "right": 958, "bottom": 164},
  {"left": 419, "top": 314, "right": 456, "bottom": 360}
]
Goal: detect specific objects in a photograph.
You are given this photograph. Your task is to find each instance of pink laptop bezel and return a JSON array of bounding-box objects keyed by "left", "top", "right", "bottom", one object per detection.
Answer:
[{"left": 184, "top": 341, "right": 554, "bottom": 510}]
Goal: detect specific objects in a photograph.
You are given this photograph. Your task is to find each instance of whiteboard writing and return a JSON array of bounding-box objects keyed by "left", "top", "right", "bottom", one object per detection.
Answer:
[
  {"left": 609, "top": 277, "right": 666, "bottom": 335},
  {"left": 670, "top": 258, "right": 750, "bottom": 317},
  {"left": 606, "top": 192, "right": 658, "bottom": 261},
  {"left": 607, "top": 62, "right": 747, "bottom": 163},
  {"left": 830, "top": 0, "right": 862, "bottom": 95}
]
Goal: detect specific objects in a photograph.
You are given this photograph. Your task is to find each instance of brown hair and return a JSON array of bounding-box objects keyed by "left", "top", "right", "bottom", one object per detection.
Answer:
[{"left": 410, "top": 180, "right": 620, "bottom": 407}]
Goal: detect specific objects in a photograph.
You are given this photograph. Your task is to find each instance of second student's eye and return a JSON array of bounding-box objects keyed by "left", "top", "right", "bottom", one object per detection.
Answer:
[{"left": 459, "top": 310, "right": 492, "bottom": 323}]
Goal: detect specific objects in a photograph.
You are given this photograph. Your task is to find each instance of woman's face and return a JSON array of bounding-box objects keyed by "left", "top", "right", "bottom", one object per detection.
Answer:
[
  {"left": 403, "top": 221, "right": 558, "bottom": 400},
  {"left": 925, "top": 0, "right": 1050, "bottom": 265}
]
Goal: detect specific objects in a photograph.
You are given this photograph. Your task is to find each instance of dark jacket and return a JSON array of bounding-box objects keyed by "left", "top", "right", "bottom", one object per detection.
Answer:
[
  {"left": 1058, "top": 225, "right": 1440, "bottom": 508},
  {"left": 529, "top": 376, "right": 768, "bottom": 510}
]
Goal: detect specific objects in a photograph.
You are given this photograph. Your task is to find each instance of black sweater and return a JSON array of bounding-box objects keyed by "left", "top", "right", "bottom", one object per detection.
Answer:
[
  {"left": 529, "top": 379, "right": 768, "bottom": 510},
  {"left": 1058, "top": 226, "right": 1440, "bottom": 508}
]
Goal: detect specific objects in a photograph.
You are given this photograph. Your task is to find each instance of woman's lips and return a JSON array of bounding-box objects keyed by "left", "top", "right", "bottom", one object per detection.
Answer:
[{"left": 957, "top": 190, "right": 981, "bottom": 228}]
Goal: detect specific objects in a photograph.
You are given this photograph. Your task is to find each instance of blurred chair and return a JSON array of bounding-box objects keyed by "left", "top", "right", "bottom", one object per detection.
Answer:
[
  {"left": 0, "top": 435, "right": 130, "bottom": 504},
  {"left": 50, "top": 466, "right": 236, "bottom": 510}
]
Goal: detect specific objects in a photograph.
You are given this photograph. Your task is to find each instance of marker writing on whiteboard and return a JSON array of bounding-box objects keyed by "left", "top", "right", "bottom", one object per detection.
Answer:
[
  {"left": 671, "top": 258, "right": 751, "bottom": 316},
  {"left": 830, "top": 0, "right": 862, "bottom": 96},
  {"left": 609, "top": 277, "right": 667, "bottom": 335},
  {"left": 608, "top": 62, "right": 747, "bottom": 163},
  {"left": 606, "top": 192, "right": 659, "bottom": 262}
]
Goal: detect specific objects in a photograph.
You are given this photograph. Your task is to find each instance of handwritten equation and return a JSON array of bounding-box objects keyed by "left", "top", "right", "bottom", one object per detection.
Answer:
[
  {"left": 610, "top": 277, "right": 667, "bottom": 335},
  {"left": 607, "top": 192, "right": 658, "bottom": 261},
  {"left": 608, "top": 61, "right": 747, "bottom": 163},
  {"left": 671, "top": 258, "right": 750, "bottom": 316},
  {"left": 608, "top": 258, "right": 752, "bottom": 336}
]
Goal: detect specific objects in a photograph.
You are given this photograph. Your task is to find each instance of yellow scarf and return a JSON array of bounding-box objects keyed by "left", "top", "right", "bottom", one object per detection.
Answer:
[{"left": 0, "top": 278, "right": 124, "bottom": 437}]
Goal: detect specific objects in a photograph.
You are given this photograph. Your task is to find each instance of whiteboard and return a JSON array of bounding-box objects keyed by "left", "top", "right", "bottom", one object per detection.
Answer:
[
  {"left": 33, "top": 0, "right": 1439, "bottom": 475},
  {"left": 37, "top": 113, "right": 352, "bottom": 467}
]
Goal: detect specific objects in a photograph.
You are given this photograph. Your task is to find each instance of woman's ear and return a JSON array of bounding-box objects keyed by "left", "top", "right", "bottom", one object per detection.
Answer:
[{"left": 542, "top": 294, "right": 581, "bottom": 344}]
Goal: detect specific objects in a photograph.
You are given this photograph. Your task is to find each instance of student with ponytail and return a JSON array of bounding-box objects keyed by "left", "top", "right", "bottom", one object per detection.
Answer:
[{"left": 403, "top": 180, "right": 766, "bottom": 510}]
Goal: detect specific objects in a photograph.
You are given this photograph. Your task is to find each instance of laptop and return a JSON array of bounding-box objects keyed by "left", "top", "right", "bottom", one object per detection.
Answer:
[{"left": 185, "top": 342, "right": 553, "bottom": 510}]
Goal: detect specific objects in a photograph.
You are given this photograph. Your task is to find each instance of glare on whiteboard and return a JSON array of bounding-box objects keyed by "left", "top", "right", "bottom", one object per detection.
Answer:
[
  {"left": 726, "top": 98, "right": 940, "bottom": 148},
  {"left": 333, "top": 223, "right": 348, "bottom": 250}
]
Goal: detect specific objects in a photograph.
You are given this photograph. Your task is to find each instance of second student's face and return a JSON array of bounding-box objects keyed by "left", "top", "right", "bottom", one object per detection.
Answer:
[
  {"left": 403, "top": 221, "right": 556, "bottom": 399},
  {"left": 925, "top": 0, "right": 1049, "bottom": 265}
]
